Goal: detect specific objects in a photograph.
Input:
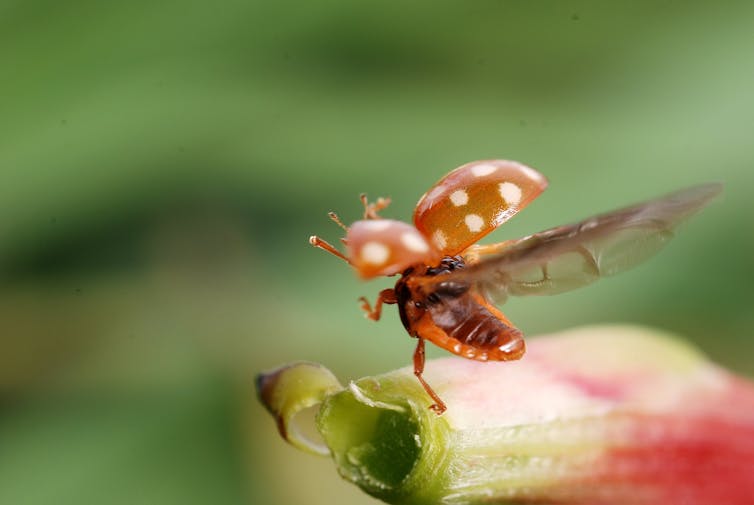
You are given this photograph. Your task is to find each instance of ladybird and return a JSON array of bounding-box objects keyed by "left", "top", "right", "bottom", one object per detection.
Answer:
[{"left": 309, "top": 160, "right": 721, "bottom": 414}]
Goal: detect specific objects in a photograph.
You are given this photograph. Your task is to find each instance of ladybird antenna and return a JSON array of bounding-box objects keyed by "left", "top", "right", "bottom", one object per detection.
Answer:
[
  {"left": 309, "top": 235, "right": 350, "bottom": 264},
  {"left": 327, "top": 211, "right": 348, "bottom": 231}
]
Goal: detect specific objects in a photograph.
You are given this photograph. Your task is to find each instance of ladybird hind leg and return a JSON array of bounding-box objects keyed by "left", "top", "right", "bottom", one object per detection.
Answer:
[
  {"left": 358, "top": 288, "right": 397, "bottom": 321},
  {"left": 413, "top": 338, "right": 447, "bottom": 415}
]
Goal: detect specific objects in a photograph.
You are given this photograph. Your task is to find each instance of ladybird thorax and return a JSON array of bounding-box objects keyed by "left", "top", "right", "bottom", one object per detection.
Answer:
[
  {"left": 345, "top": 219, "right": 442, "bottom": 279},
  {"left": 396, "top": 255, "right": 525, "bottom": 361},
  {"left": 395, "top": 256, "right": 468, "bottom": 335}
]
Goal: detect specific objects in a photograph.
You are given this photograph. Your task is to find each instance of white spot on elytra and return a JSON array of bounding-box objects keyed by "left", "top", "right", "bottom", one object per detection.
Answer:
[
  {"left": 499, "top": 182, "right": 522, "bottom": 205},
  {"left": 401, "top": 232, "right": 429, "bottom": 253},
  {"left": 471, "top": 163, "right": 497, "bottom": 177},
  {"left": 432, "top": 229, "right": 448, "bottom": 250},
  {"left": 449, "top": 189, "right": 469, "bottom": 207},
  {"left": 361, "top": 220, "right": 391, "bottom": 231},
  {"left": 361, "top": 241, "right": 390, "bottom": 265},
  {"left": 464, "top": 214, "right": 484, "bottom": 232}
]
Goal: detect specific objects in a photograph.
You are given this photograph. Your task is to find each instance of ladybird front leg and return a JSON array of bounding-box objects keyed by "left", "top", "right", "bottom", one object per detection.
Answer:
[
  {"left": 413, "top": 338, "right": 447, "bottom": 415},
  {"left": 358, "top": 288, "right": 397, "bottom": 321}
]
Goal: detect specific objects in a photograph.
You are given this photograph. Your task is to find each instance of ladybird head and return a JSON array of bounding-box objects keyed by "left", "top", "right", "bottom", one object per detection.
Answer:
[
  {"left": 345, "top": 219, "right": 442, "bottom": 279},
  {"left": 309, "top": 195, "right": 442, "bottom": 279}
]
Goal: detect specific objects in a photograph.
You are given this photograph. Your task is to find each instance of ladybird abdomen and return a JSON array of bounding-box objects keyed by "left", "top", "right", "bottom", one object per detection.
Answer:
[{"left": 427, "top": 293, "right": 524, "bottom": 362}]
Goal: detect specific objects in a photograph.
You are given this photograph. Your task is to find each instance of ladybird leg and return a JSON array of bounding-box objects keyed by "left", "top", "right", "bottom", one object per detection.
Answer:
[
  {"left": 360, "top": 193, "right": 391, "bottom": 220},
  {"left": 309, "top": 235, "right": 350, "bottom": 264},
  {"left": 413, "top": 338, "right": 447, "bottom": 415},
  {"left": 358, "top": 288, "right": 397, "bottom": 321}
]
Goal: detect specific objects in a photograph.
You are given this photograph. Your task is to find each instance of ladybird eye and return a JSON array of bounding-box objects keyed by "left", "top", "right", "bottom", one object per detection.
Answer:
[{"left": 413, "top": 160, "right": 548, "bottom": 256}]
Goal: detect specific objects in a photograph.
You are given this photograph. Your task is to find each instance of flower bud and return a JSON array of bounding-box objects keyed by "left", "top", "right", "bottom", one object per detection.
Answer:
[{"left": 257, "top": 326, "right": 754, "bottom": 505}]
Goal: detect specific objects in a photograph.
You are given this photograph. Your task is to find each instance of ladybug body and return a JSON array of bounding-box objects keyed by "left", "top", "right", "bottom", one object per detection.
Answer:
[
  {"left": 309, "top": 160, "right": 721, "bottom": 414},
  {"left": 396, "top": 256, "right": 524, "bottom": 361}
]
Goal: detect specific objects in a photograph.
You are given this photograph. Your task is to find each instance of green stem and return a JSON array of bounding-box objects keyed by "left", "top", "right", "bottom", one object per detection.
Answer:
[{"left": 317, "top": 375, "right": 450, "bottom": 504}]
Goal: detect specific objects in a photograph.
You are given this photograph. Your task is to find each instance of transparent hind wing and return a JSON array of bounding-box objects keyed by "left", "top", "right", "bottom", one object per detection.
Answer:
[
  {"left": 438, "top": 183, "right": 722, "bottom": 303},
  {"left": 473, "top": 222, "right": 675, "bottom": 302}
]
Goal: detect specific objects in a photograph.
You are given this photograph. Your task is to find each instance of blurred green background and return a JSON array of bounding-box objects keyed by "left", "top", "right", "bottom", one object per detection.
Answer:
[{"left": 1, "top": 1, "right": 753, "bottom": 504}]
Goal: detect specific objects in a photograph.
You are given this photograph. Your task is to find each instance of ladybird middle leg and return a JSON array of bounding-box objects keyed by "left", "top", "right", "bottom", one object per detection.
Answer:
[{"left": 358, "top": 288, "right": 397, "bottom": 321}]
